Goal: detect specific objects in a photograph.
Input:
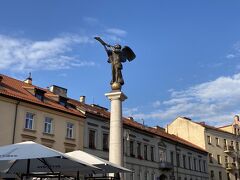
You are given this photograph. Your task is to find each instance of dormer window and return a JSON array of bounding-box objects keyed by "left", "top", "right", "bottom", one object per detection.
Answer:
[
  {"left": 59, "top": 96, "right": 68, "bottom": 107},
  {"left": 35, "top": 89, "right": 45, "bottom": 102}
]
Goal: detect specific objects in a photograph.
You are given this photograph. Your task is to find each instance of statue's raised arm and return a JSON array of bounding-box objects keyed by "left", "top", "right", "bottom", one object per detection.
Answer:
[{"left": 95, "top": 36, "right": 136, "bottom": 90}]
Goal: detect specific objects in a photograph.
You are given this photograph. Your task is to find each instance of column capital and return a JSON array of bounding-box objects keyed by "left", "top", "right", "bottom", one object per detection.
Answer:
[{"left": 105, "top": 91, "right": 127, "bottom": 101}]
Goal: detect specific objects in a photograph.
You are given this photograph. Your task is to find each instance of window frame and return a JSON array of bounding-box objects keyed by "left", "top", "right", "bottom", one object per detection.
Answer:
[
  {"left": 102, "top": 132, "right": 109, "bottom": 151},
  {"left": 88, "top": 129, "right": 96, "bottom": 149},
  {"left": 44, "top": 117, "right": 53, "bottom": 134},
  {"left": 66, "top": 122, "right": 74, "bottom": 139},
  {"left": 25, "top": 112, "right": 35, "bottom": 130},
  {"left": 130, "top": 140, "right": 135, "bottom": 157}
]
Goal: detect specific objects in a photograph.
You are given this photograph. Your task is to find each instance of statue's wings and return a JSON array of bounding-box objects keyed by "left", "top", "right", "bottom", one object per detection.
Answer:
[{"left": 121, "top": 46, "right": 136, "bottom": 62}]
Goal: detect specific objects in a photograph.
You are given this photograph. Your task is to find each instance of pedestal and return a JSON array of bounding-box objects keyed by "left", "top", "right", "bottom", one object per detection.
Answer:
[{"left": 105, "top": 91, "right": 127, "bottom": 179}]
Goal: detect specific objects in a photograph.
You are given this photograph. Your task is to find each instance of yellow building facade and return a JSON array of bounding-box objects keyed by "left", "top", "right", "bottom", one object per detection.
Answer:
[
  {"left": 168, "top": 117, "right": 240, "bottom": 180},
  {"left": 0, "top": 74, "right": 85, "bottom": 152}
]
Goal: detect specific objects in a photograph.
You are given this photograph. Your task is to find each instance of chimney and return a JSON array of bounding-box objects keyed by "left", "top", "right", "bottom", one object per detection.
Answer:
[
  {"left": 80, "top": 96, "right": 86, "bottom": 103},
  {"left": 24, "top": 73, "right": 32, "bottom": 85},
  {"left": 153, "top": 126, "right": 165, "bottom": 131},
  {"left": 234, "top": 115, "right": 239, "bottom": 124},
  {"left": 127, "top": 117, "right": 134, "bottom": 121},
  {"left": 49, "top": 85, "right": 67, "bottom": 97}
]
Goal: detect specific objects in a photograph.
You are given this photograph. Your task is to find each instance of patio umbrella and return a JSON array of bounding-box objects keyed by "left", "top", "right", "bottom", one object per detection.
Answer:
[
  {"left": 0, "top": 141, "right": 100, "bottom": 177},
  {"left": 66, "top": 150, "right": 132, "bottom": 174}
]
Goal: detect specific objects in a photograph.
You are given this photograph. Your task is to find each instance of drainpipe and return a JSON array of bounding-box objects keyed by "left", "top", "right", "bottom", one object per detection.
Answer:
[{"left": 12, "top": 101, "right": 20, "bottom": 144}]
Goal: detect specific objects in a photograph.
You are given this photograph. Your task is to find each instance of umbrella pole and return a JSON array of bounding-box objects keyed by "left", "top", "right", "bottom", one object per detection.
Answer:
[
  {"left": 58, "top": 172, "right": 61, "bottom": 180},
  {"left": 26, "top": 159, "right": 30, "bottom": 180},
  {"left": 77, "top": 171, "right": 80, "bottom": 180}
]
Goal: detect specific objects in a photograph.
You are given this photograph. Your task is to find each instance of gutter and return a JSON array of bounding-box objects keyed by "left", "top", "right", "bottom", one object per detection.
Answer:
[{"left": 12, "top": 101, "right": 20, "bottom": 144}]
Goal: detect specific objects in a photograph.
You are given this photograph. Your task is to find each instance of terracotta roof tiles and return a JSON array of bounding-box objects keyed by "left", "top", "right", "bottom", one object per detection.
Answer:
[
  {"left": 69, "top": 98, "right": 207, "bottom": 153},
  {"left": 0, "top": 74, "right": 207, "bottom": 153},
  {"left": 0, "top": 74, "right": 84, "bottom": 118}
]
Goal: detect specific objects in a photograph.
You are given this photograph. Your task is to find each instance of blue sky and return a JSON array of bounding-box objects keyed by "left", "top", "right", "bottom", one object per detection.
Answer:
[{"left": 1, "top": 1, "right": 240, "bottom": 127}]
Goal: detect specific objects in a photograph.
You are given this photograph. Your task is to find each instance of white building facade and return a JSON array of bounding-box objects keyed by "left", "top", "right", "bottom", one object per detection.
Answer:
[{"left": 72, "top": 101, "right": 209, "bottom": 180}]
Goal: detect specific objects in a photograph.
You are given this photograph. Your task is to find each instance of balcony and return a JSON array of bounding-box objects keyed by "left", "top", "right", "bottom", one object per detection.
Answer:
[
  {"left": 159, "top": 161, "right": 173, "bottom": 170},
  {"left": 225, "top": 162, "right": 236, "bottom": 171},
  {"left": 224, "top": 145, "right": 234, "bottom": 153}
]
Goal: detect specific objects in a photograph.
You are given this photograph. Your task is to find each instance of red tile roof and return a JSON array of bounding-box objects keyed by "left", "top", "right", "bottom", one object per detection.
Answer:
[
  {"left": 69, "top": 99, "right": 207, "bottom": 153},
  {"left": 0, "top": 74, "right": 84, "bottom": 118},
  {"left": 0, "top": 74, "right": 207, "bottom": 153}
]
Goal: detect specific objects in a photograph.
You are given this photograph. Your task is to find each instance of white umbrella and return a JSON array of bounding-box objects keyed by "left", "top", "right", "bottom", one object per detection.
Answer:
[
  {"left": 0, "top": 141, "right": 100, "bottom": 176},
  {"left": 66, "top": 150, "right": 132, "bottom": 173}
]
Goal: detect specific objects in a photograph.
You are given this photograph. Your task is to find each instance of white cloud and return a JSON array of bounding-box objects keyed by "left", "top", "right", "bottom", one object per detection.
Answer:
[
  {"left": 226, "top": 41, "right": 240, "bottom": 59},
  {"left": 152, "top": 100, "right": 161, "bottom": 108},
  {"left": 106, "top": 28, "right": 127, "bottom": 37},
  {"left": 226, "top": 54, "right": 236, "bottom": 59},
  {"left": 123, "top": 107, "right": 139, "bottom": 117},
  {"left": 0, "top": 34, "right": 95, "bottom": 72},
  {"left": 125, "top": 73, "right": 240, "bottom": 126}
]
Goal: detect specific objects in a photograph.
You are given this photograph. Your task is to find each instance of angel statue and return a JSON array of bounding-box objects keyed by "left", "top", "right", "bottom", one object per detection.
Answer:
[{"left": 95, "top": 36, "right": 136, "bottom": 90}]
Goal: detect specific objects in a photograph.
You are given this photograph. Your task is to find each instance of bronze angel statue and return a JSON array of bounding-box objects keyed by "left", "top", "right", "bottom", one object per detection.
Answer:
[{"left": 95, "top": 36, "right": 136, "bottom": 90}]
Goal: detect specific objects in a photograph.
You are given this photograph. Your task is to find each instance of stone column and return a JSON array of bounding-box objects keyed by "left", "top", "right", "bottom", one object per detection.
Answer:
[{"left": 105, "top": 91, "right": 127, "bottom": 179}]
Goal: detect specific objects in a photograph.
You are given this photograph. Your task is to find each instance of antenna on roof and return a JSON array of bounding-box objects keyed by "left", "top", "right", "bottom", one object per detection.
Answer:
[
  {"left": 24, "top": 72, "right": 32, "bottom": 84},
  {"left": 28, "top": 72, "right": 32, "bottom": 79}
]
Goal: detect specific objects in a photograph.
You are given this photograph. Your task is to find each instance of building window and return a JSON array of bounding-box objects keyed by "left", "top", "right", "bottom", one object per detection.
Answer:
[
  {"left": 151, "top": 173, "right": 155, "bottom": 180},
  {"left": 144, "top": 145, "right": 148, "bottom": 160},
  {"left": 236, "top": 142, "right": 239, "bottom": 151},
  {"left": 137, "top": 142, "right": 142, "bottom": 159},
  {"left": 159, "top": 149, "right": 166, "bottom": 162},
  {"left": 170, "top": 151, "right": 174, "bottom": 165},
  {"left": 66, "top": 123, "right": 74, "bottom": 139},
  {"left": 144, "top": 171, "right": 148, "bottom": 180},
  {"left": 219, "top": 171, "right": 222, "bottom": 180},
  {"left": 199, "top": 159, "right": 202, "bottom": 172},
  {"left": 217, "top": 155, "right": 221, "bottom": 164},
  {"left": 210, "top": 170, "right": 214, "bottom": 180},
  {"left": 35, "top": 89, "right": 45, "bottom": 101},
  {"left": 130, "top": 141, "right": 134, "bottom": 157},
  {"left": 150, "top": 146, "right": 154, "bottom": 161},
  {"left": 209, "top": 153, "right": 213, "bottom": 163},
  {"left": 176, "top": 153, "right": 180, "bottom": 167},
  {"left": 216, "top": 137, "right": 219, "bottom": 146},
  {"left": 193, "top": 158, "right": 196, "bottom": 170},
  {"left": 207, "top": 135, "right": 211, "bottom": 144},
  {"left": 188, "top": 156, "right": 192, "bottom": 169},
  {"left": 59, "top": 96, "right": 68, "bottom": 107},
  {"left": 235, "top": 173, "right": 238, "bottom": 180},
  {"left": 225, "top": 156, "right": 228, "bottom": 163},
  {"left": 231, "top": 141, "right": 234, "bottom": 149},
  {"left": 102, "top": 133, "right": 109, "bottom": 151},
  {"left": 203, "top": 160, "right": 206, "bottom": 172},
  {"left": 89, "top": 129, "right": 96, "bottom": 149},
  {"left": 183, "top": 155, "right": 186, "bottom": 168},
  {"left": 44, "top": 117, "right": 53, "bottom": 134},
  {"left": 35, "top": 93, "right": 44, "bottom": 101},
  {"left": 224, "top": 139, "right": 227, "bottom": 147},
  {"left": 25, "top": 112, "right": 34, "bottom": 129}
]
